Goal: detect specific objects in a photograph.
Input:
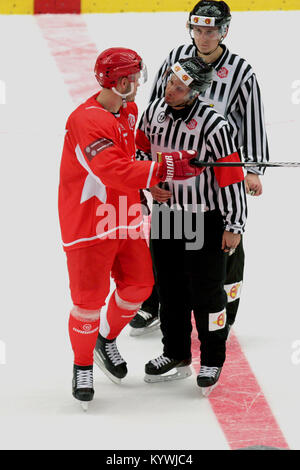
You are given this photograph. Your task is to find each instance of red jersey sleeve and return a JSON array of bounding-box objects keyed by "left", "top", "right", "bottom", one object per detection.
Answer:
[{"left": 68, "top": 106, "right": 160, "bottom": 191}]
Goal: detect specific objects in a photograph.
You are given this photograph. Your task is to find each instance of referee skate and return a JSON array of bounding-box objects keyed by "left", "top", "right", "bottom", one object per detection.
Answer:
[
  {"left": 144, "top": 355, "right": 192, "bottom": 383},
  {"left": 129, "top": 309, "right": 160, "bottom": 336}
]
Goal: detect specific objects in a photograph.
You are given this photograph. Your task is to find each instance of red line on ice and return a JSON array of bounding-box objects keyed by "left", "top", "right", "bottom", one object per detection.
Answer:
[
  {"left": 37, "top": 13, "right": 289, "bottom": 451},
  {"left": 191, "top": 318, "right": 289, "bottom": 450},
  {"left": 36, "top": 14, "right": 99, "bottom": 105}
]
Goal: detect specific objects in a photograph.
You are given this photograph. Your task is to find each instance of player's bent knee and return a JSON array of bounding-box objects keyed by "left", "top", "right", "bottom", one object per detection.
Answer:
[
  {"left": 70, "top": 305, "right": 101, "bottom": 322},
  {"left": 115, "top": 285, "right": 153, "bottom": 310}
]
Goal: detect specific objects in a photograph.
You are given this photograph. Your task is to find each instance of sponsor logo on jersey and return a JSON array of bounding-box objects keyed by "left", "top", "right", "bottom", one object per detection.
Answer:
[
  {"left": 217, "top": 67, "right": 229, "bottom": 79},
  {"left": 85, "top": 138, "right": 113, "bottom": 161},
  {"left": 186, "top": 119, "right": 198, "bottom": 130},
  {"left": 157, "top": 111, "right": 166, "bottom": 123}
]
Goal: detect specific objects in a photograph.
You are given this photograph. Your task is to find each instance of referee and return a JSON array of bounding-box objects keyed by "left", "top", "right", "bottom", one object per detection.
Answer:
[
  {"left": 137, "top": 57, "right": 247, "bottom": 392},
  {"left": 130, "top": 0, "right": 269, "bottom": 336}
]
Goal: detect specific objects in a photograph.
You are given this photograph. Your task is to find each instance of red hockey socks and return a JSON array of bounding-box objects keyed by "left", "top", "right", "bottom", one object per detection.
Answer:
[
  {"left": 68, "top": 308, "right": 100, "bottom": 366},
  {"left": 103, "top": 291, "right": 140, "bottom": 340}
]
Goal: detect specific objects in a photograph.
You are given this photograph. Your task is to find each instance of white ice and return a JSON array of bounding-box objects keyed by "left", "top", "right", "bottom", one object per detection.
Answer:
[{"left": 0, "top": 10, "right": 300, "bottom": 450}]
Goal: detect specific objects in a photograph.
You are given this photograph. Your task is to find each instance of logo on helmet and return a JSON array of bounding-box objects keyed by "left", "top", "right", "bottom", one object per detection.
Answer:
[{"left": 205, "top": 18, "right": 211, "bottom": 24}]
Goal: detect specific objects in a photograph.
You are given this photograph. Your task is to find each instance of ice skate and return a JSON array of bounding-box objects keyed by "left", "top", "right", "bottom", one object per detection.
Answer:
[
  {"left": 72, "top": 365, "right": 94, "bottom": 411},
  {"left": 94, "top": 333, "right": 127, "bottom": 384},
  {"left": 197, "top": 366, "right": 222, "bottom": 397},
  {"left": 144, "top": 354, "right": 192, "bottom": 383},
  {"left": 129, "top": 309, "right": 160, "bottom": 336}
]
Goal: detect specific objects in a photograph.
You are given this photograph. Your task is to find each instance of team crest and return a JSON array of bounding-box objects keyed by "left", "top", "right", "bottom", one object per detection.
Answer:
[
  {"left": 186, "top": 119, "right": 197, "bottom": 130},
  {"left": 217, "top": 67, "right": 229, "bottom": 79},
  {"left": 128, "top": 113, "right": 136, "bottom": 130}
]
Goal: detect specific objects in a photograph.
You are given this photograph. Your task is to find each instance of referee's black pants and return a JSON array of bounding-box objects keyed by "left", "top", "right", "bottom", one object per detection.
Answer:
[
  {"left": 151, "top": 210, "right": 229, "bottom": 367},
  {"left": 141, "top": 234, "right": 244, "bottom": 328}
]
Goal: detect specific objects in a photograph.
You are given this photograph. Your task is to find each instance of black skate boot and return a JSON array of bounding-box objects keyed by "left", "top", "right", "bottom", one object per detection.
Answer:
[
  {"left": 72, "top": 364, "right": 94, "bottom": 411},
  {"left": 144, "top": 354, "right": 192, "bottom": 383},
  {"left": 129, "top": 309, "right": 160, "bottom": 336},
  {"left": 197, "top": 366, "right": 222, "bottom": 397},
  {"left": 94, "top": 334, "right": 127, "bottom": 384}
]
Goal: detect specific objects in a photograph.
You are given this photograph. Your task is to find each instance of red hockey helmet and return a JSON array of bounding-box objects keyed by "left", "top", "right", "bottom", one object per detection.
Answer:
[{"left": 94, "top": 47, "right": 146, "bottom": 89}]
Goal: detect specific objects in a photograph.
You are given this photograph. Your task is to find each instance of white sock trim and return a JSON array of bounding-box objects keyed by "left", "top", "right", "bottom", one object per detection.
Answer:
[{"left": 115, "top": 291, "right": 142, "bottom": 311}]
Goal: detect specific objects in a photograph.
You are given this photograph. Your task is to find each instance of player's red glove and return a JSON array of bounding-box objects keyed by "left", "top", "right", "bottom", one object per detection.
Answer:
[{"left": 157, "top": 150, "right": 205, "bottom": 181}]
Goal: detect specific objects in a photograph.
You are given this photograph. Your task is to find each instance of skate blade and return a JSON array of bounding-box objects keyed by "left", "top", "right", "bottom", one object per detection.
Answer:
[
  {"left": 94, "top": 351, "right": 122, "bottom": 385},
  {"left": 129, "top": 320, "right": 160, "bottom": 337},
  {"left": 144, "top": 366, "right": 192, "bottom": 383},
  {"left": 80, "top": 401, "right": 89, "bottom": 412},
  {"left": 201, "top": 383, "right": 218, "bottom": 397}
]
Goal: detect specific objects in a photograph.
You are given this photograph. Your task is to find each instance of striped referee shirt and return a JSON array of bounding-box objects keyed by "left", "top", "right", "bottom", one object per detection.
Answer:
[
  {"left": 149, "top": 44, "right": 269, "bottom": 175},
  {"left": 137, "top": 98, "right": 247, "bottom": 234}
]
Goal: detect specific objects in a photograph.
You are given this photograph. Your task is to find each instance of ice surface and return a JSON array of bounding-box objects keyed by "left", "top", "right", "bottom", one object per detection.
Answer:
[{"left": 0, "top": 10, "right": 299, "bottom": 450}]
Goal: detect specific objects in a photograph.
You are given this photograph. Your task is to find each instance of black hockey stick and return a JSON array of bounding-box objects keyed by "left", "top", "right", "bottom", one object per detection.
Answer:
[{"left": 190, "top": 159, "right": 300, "bottom": 168}]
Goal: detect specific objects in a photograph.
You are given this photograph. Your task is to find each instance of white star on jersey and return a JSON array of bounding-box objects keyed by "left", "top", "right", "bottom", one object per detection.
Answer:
[{"left": 75, "top": 144, "right": 107, "bottom": 204}]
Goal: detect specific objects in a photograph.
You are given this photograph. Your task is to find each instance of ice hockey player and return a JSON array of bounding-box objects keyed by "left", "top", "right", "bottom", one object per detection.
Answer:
[{"left": 58, "top": 47, "right": 204, "bottom": 409}]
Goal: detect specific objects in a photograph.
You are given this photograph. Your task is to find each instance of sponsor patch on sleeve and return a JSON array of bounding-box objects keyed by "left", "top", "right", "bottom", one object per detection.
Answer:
[{"left": 84, "top": 138, "right": 114, "bottom": 161}]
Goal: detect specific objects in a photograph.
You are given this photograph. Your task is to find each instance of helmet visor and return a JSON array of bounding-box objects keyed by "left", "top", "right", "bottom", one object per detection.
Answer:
[
  {"left": 190, "top": 24, "right": 222, "bottom": 41},
  {"left": 128, "top": 62, "right": 148, "bottom": 86}
]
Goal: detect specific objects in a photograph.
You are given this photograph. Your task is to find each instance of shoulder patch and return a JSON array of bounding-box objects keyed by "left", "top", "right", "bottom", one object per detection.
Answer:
[{"left": 84, "top": 138, "right": 114, "bottom": 161}]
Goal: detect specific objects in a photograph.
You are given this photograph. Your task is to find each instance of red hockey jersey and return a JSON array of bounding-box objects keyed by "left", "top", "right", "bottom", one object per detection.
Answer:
[{"left": 58, "top": 93, "right": 160, "bottom": 251}]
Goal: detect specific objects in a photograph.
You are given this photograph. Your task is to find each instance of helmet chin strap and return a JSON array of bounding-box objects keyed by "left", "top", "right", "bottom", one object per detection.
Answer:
[{"left": 112, "top": 83, "right": 135, "bottom": 108}]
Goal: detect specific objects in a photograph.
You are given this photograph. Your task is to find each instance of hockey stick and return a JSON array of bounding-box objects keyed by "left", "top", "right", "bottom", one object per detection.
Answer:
[{"left": 190, "top": 159, "right": 300, "bottom": 168}]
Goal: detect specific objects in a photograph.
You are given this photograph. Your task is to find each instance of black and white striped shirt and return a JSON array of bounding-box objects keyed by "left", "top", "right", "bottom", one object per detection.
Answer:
[
  {"left": 137, "top": 98, "right": 247, "bottom": 234},
  {"left": 149, "top": 44, "right": 269, "bottom": 175}
]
